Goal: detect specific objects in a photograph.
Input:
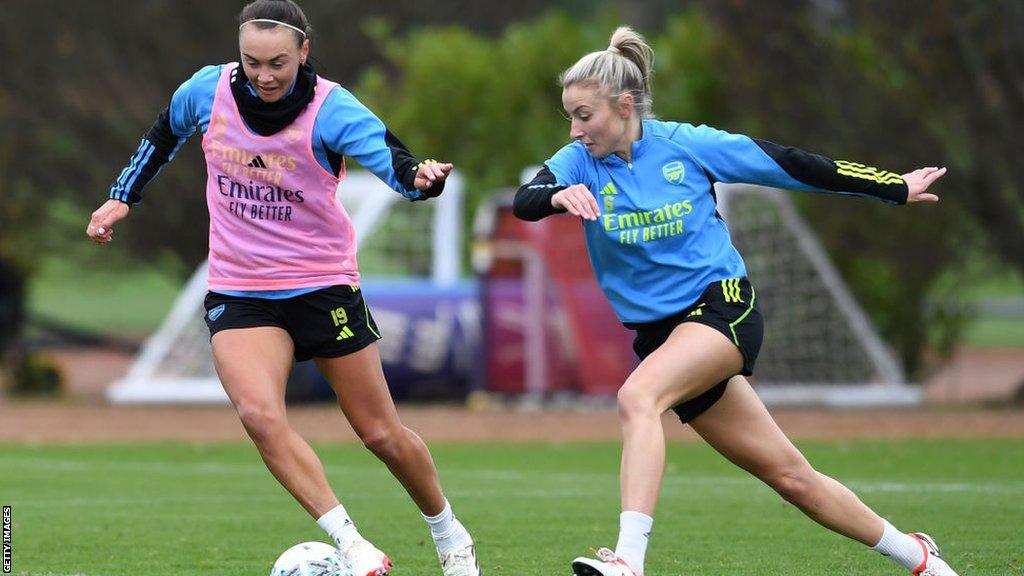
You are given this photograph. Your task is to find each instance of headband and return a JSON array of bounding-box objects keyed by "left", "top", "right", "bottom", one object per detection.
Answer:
[{"left": 239, "top": 18, "right": 307, "bottom": 37}]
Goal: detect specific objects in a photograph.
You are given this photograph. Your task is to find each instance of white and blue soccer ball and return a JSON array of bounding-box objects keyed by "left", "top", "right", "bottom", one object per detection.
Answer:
[{"left": 270, "top": 541, "right": 350, "bottom": 576}]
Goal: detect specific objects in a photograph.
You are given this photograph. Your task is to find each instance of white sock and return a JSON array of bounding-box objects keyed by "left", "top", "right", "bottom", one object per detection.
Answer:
[
  {"left": 423, "top": 499, "right": 471, "bottom": 553},
  {"left": 872, "top": 520, "right": 926, "bottom": 571},
  {"left": 317, "top": 503, "right": 362, "bottom": 549},
  {"left": 615, "top": 511, "right": 653, "bottom": 575}
]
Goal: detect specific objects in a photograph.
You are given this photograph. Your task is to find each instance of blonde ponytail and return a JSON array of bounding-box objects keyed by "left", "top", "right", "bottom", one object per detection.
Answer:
[{"left": 560, "top": 26, "right": 655, "bottom": 118}]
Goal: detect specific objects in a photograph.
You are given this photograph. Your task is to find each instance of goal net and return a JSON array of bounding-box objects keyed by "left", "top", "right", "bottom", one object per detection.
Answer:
[
  {"left": 712, "top": 184, "right": 915, "bottom": 406},
  {"left": 107, "top": 171, "right": 464, "bottom": 404}
]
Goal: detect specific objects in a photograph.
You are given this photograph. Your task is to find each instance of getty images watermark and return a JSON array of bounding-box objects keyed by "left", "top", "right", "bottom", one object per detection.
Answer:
[{"left": 2, "top": 505, "right": 10, "bottom": 573}]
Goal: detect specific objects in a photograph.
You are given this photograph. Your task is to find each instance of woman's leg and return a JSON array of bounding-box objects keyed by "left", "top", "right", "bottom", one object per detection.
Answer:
[
  {"left": 211, "top": 327, "right": 340, "bottom": 517},
  {"left": 573, "top": 323, "right": 744, "bottom": 575},
  {"left": 315, "top": 343, "right": 445, "bottom": 515},
  {"left": 316, "top": 343, "right": 480, "bottom": 575},
  {"left": 616, "top": 322, "right": 744, "bottom": 516},
  {"left": 213, "top": 328, "right": 394, "bottom": 574},
  {"left": 688, "top": 375, "right": 884, "bottom": 543},
  {"left": 690, "top": 377, "right": 964, "bottom": 574}
]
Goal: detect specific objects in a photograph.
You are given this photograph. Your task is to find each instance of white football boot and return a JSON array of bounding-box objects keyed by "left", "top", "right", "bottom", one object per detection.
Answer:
[
  {"left": 571, "top": 547, "right": 639, "bottom": 576},
  {"left": 910, "top": 533, "right": 959, "bottom": 576},
  {"left": 339, "top": 539, "right": 392, "bottom": 576},
  {"left": 438, "top": 541, "right": 481, "bottom": 576}
]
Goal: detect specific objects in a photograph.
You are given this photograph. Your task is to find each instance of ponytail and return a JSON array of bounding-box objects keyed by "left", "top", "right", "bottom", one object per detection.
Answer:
[{"left": 560, "top": 26, "right": 655, "bottom": 118}]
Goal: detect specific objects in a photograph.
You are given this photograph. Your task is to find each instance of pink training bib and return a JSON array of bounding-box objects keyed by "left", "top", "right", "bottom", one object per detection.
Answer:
[{"left": 201, "top": 63, "right": 359, "bottom": 290}]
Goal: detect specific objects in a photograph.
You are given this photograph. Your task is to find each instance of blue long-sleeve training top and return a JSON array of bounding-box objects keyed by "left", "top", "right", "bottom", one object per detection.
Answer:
[
  {"left": 514, "top": 119, "right": 908, "bottom": 324},
  {"left": 108, "top": 64, "right": 435, "bottom": 206}
]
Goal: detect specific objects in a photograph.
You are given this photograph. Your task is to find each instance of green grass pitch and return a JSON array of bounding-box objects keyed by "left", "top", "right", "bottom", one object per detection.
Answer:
[{"left": 1, "top": 439, "right": 1022, "bottom": 575}]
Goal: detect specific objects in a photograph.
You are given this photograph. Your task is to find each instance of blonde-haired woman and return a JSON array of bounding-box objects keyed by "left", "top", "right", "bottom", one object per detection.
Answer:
[{"left": 515, "top": 26, "right": 956, "bottom": 576}]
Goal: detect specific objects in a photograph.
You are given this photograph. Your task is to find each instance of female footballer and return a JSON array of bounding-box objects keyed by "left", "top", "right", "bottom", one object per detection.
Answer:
[
  {"left": 86, "top": 1, "right": 479, "bottom": 575},
  {"left": 514, "top": 26, "right": 956, "bottom": 576}
]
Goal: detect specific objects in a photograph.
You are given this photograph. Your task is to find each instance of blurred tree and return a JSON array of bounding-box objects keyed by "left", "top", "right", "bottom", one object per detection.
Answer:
[
  {"left": 695, "top": 0, "right": 1023, "bottom": 374},
  {"left": 354, "top": 10, "right": 723, "bottom": 231}
]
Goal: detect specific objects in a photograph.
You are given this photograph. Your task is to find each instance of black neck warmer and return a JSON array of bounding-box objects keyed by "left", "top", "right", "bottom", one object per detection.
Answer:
[{"left": 230, "top": 62, "right": 317, "bottom": 136}]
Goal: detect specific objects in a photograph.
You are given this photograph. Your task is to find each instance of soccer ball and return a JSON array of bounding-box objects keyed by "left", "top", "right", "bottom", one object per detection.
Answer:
[{"left": 270, "top": 541, "right": 350, "bottom": 576}]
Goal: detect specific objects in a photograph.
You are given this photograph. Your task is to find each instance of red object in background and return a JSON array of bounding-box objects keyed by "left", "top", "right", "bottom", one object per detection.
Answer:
[{"left": 477, "top": 194, "right": 635, "bottom": 396}]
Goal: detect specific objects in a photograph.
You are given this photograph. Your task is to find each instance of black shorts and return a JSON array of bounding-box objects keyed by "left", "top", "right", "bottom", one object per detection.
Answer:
[
  {"left": 625, "top": 277, "right": 764, "bottom": 424},
  {"left": 203, "top": 285, "right": 381, "bottom": 362}
]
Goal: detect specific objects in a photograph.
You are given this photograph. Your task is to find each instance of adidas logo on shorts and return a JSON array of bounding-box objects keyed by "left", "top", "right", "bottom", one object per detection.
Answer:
[{"left": 208, "top": 304, "right": 226, "bottom": 322}]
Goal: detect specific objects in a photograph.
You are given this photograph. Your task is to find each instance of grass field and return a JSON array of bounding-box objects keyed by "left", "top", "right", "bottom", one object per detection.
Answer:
[
  {"left": 27, "top": 258, "right": 181, "bottom": 337},
  {"left": 1, "top": 440, "right": 1022, "bottom": 575}
]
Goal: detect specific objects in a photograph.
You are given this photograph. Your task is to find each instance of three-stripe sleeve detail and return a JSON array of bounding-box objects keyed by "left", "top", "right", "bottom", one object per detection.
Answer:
[{"left": 834, "top": 161, "right": 904, "bottom": 185}]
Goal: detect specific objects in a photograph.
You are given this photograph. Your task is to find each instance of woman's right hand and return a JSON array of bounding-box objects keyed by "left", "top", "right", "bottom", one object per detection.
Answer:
[
  {"left": 86, "top": 199, "right": 130, "bottom": 244},
  {"left": 551, "top": 184, "right": 601, "bottom": 221}
]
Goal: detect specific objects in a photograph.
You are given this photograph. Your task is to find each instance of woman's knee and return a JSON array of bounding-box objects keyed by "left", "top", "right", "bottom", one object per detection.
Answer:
[
  {"left": 235, "top": 401, "right": 288, "bottom": 443},
  {"left": 617, "top": 378, "right": 661, "bottom": 423},
  {"left": 765, "top": 466, "right": 820, "bottom": 508},
  {"left": 357, "top": 423, "right": 406, "bottom": 461}
]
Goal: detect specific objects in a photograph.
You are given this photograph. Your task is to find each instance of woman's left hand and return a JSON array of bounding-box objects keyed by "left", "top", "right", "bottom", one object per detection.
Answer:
[
  {"left": 414, "top": 159, "right": 454, "bottom": 191},
  {"left": 902, "top": 166, "right": 946, "bottom": 203}
]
